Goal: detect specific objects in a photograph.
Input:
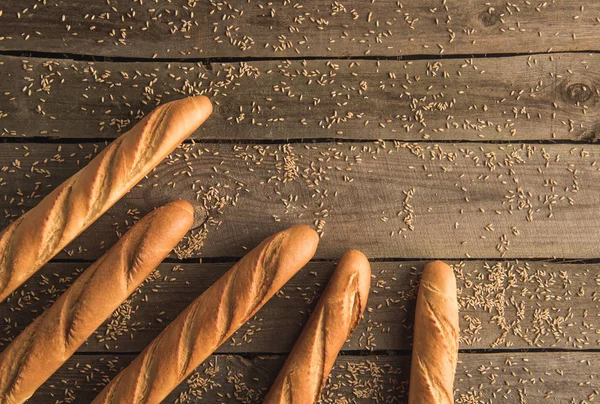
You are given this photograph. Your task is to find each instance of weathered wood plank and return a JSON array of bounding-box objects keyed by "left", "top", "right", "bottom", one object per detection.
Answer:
[
  {"left": 1, "top": 0, "right": 599, "bottom": 59},
  {"left": 1, "top": 54, "right": 598, "bottom": 141},
  {"left": 30, "top": 352, "right": 600, "bottom": 403},
  {"left": 2, "top": 260, "right": 598, "bottom": 353},
  {"left": 1, "top": 141, "right": 599, "bottom": 260}
]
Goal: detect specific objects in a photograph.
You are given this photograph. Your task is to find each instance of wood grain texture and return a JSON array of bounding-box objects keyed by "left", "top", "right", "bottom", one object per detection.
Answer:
[
  {"left": 0, "top": 141, "right": 599, "bottom": 260},
  {"left": 1, "top": 0, "right": 599, "bottom": 59},
  {"left": 2, "top": 260, "right": 599, "bottom": 353},
  {"left": 26, "top": 352, "right": 600, "bottom": 403},
  {"left": 1, "top": 53, "right": 599, "bottom": 141},
  {"left": 1, "top": 0, "right": 599, "bottom": 400}
]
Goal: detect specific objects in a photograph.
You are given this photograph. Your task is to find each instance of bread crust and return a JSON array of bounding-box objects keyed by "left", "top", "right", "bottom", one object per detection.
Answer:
[
  {"left": 0, "top": 200, "right": 194, "bottom": 404},
  {"left": 91, "top": 225, "right": 319, "bottom": 404},
  {"left": 264, "top": 250, "right": 371, "bottom": 404},
  {"left": 0, "top": 96, "right": 212, "bottom": 302},
  {"left": 408, "top": 261, "right": 459, "bottom": 404}
]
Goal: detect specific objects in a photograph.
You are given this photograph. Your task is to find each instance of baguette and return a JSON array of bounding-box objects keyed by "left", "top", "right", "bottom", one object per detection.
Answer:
[
  {"left": 263, "top": 250, "right": 371, "bottom": 404},
  {"left": 0, "top": 200, "right": 194, "bottom": 404},
  {"left": 0, "top": 96, "right": 212, "bottom": 302},
  {"left": 91, "top": 225, "right": 319, "bottom": 404},
  {"left": 409, "top": 261, "right": 459, "bottom": 404}
]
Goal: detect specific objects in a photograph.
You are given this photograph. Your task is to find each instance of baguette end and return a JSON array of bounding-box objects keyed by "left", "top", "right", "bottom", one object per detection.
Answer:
[
  {"left": 338, "top": 250, "right": 371, "bottom": 304},
  {"left": 160, "top": 96, "right": 213, "bottom": 143},
  {"left": 165, "top": 199, "right": 195, "bottom": 217},
  {"left": 189, "top": 95, "right": 213, "bottom": 117},
  {"left": 282, "top": 224, "right": 319, "bottom": 257},
  {"left": 422, "top": 260, "right": 457, "bottom": 301},
  {"left": 143, "top": 201, "right": 195, "bottom": 250},
  {"left": 409, "top": 260, "right": 459, "bottom": 404}
]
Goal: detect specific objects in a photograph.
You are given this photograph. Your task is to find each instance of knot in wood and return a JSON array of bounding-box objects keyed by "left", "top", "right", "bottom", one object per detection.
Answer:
[
  {"left": 147, "top": 4, "right": 190, "bottom": 37},
  {"left": 480, "top": 8, "right": 500, "bottom": 27},
  {"left": 566, "top": 83, "right": 593, "bottom": 103}
]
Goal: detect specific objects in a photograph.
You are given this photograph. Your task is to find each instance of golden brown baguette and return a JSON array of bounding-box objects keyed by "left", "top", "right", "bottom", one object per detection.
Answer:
[
  {"left": 91, "top": 225, "right": 319, "bottom": 404},
  {"left": 0, "top": 200, "right": 194, "bottom": 404},
  {"left": 0, "top": 96, "right": 212, "bottom": 302},
  {"left": 409, "top": 261, "right": 459, "bottom": 404},
  {"left": 263, "top": 250, "right": 371, "bottom": 404}
]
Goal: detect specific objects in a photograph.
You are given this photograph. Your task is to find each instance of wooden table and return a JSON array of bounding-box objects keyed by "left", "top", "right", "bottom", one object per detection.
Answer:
[{"left": 1, "top": 1, "right": 600, "bottom": 402}]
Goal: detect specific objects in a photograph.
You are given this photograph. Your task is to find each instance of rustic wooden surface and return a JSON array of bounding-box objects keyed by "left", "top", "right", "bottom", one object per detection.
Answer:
[
  {"left": 30, "top": 352, "right": 600, "bottom": 403},
  {"left": 2, "top": 260, "right": 599, "bottom": 354},
  {"left": 1, "top": 141, "right": 599, "bottom": 260},
  {"left": 1, "top": 54, "right": 599, "bottom": 141},
  {"left": 1, "top": 0, "right": 600, "bottom": 403},
  {"left": 1, "top": 0, "right": 600, "bottom": 58}
]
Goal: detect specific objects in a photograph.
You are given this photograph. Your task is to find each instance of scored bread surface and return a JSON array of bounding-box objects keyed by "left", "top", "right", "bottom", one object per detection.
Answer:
[
  {"left": 0, "top": 96, "right": 212, "bottom": 302},
  {"left": 0, "top": 200, "right": 194, "bottom": 404}
]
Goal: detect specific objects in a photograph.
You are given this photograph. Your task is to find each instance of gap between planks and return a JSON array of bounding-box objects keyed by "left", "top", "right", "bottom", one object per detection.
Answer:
[{"left": 2, "top": 48, "right": 600, "bottom": 63}]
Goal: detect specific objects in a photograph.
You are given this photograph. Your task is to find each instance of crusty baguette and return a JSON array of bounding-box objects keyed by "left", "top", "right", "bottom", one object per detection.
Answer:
[
  {"left": 91, "top": 225, "right": 319, "bottom": 404},
  {"left": 263, "top": 250, "right": 371, "bottom": 404},
  {"left": 0, "top": 96, "right": 212, "bottom": 302},
  {"left": 409, "top": 260, "right": 459, "bottom": 404},
  {"left": 0, "top": 200, "right": 194, "bottom": 404}
]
